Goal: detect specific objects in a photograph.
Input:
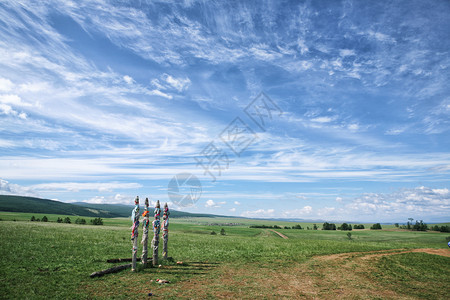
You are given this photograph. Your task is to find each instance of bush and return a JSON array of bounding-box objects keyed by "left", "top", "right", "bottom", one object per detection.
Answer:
[
  {"left": 57, "top": 217, "right": 63, "bottom": 223},
  {"left": 90, "top": 217, "right": 103, "bottom": 225},
  {"left": 370, "top": 223, "right": 382, "bottom": 230},
  {"left": 354, "top": 224, "right": 365, "bottom": 229},
  {"left": 42, "top": 216, "right": 48, "bottom": 222},
  {"left": 30, "top": 216, "right": 36, "bottom": 222},
  {"left": 210, "top": 231, "right": 216, "bottom": 235},
  {"left": 75, "top": 218, "right": 86, "bottom": 225},
  {"left": 313, "top": 224, "right": 318, "bottom": 230},
  {"left": 220, "top": 228, "right": 225, "bottom": 235},
  {"left": 339, "top": 223, "right": 352, "bottom": 231},
  {"left": 322, "top": 222, "right": 336, "bottom": 230},
  {"left": 347, "top": 232, "right": 352, "bottom": 240},
  {"left": 63, "top": 217, "right": 71, "bottom": 224},
  {"left": 292, "top": 224, "right": 302, "bottom": 230},
  {"left": 284, "top": 226, "right": 291, "bottom": 229},
  {"left": 273, "top": 225, "right": 281, "bottom": 229},
  {"left": 412, "top": 220, "right": 428, "bottom": 231}
]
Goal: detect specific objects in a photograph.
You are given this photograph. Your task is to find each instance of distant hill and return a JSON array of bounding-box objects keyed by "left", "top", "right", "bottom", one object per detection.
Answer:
[
  {"left": 73, "top": 202, "right": 223, "bottom": 218},
  {"left": 0, "top": 195, "right": 119, "bottom": 217},
  {"left": 0, "top": 195, "right": 222, "bottom": 218}
]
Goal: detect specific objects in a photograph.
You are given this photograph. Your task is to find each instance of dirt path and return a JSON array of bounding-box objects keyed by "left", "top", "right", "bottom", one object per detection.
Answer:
[{"left": 267, "top": 229, "right": 289, "bottom": 239}]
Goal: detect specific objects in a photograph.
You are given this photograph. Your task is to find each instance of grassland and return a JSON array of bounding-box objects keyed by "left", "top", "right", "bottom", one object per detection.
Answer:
[{"left": 0, "top": 212, "right": 449, "bottom": 299}]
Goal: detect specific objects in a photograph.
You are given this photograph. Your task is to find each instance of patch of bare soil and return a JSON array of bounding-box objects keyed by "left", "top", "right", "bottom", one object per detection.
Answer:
[{"left": 268, "top": 229, "right": 289, "bottom": 239}]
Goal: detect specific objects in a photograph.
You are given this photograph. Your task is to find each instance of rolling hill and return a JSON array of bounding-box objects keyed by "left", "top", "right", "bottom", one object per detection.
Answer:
[{"left": 0, "top": 195, "right": 221, "bottom": 218}]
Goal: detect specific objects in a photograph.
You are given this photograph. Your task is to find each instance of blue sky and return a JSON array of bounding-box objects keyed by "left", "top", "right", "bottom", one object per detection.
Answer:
[{"left": 0, "top": 0, "right": 449, "bottom": 222}]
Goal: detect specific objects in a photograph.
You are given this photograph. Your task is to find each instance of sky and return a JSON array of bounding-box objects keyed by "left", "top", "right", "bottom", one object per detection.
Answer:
[{"left": 0, "top": 0, "right": 449, "bottom": 223}]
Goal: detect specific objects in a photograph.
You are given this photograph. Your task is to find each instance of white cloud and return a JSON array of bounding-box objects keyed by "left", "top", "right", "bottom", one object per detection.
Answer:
[
  {"left": 0, "top": 78, "right": 14, "bottom": 92},
  {"left": 0, "top": 179, "right": 39, "bottom": 197},
  {"left": 282, "top": 206, "right": 312, "bottom": 218},
  {"left": 336, "top": 197, "right": 343, "bottom": 203},
  {"left": 123, "top": 75, "right": 134, "bottom": 84},
  {"left": 241, "top": 208, "right": 275, "bottom": 218},
  {"left": 234, "top": 201, "right": 241, "bottom": 205},
  {"left": 229, "top": 207, "right": 236, "bottom": 212},
  {"left": 162, "top": 74, "right": 191, "bottom": 92},
  {"left": 311, "top": 116, "right": 335, "bottom": 123},
  {"left": 344, "top": 186, "right": 450, "bottom": 220},
  {"left": 205, "top": 199, "right": 226, "bottom": 208},
  {"left": 339, "top": 49, "right": 355, "bottom": 57},
  {"left": 30, "top": 182, "right": 142, "bottom": 192}
]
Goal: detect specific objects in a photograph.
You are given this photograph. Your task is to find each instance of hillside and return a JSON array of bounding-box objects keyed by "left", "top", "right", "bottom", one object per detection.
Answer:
[
  {"left": 0, "top": 195, "right": 222, "bottom": 218},
  {"left": 73, "top": 202, "right": 224, "bottom": 218},
  {"left": 0, "top": 195, "right": 119, "bottom": 217}
]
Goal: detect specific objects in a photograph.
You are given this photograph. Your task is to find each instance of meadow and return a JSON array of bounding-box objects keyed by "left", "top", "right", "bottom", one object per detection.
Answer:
[{"left": 0, "top": 212, "right": 449, "bottom": 299}]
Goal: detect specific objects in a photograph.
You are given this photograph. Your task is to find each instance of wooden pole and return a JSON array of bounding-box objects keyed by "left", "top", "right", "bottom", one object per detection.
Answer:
[
  {"left": 162, "top": 203, "right": 170, "bottom": 259},
  {"left": 90, "top": 263, "right": 132, "bottom": 278},
  {"left": 151, "top": 200, "right": 161, "bottom": 267},
  {"left": 131, "top": 196, "right": 140, "bottom": 272},
  {"left": 141, "top": 197, "right": 150, "bottom": 266}
]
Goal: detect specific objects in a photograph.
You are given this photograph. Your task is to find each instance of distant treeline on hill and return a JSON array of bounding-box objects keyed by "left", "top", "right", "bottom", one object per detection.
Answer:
[{"left": 0, "top": 195, "right": 224, "bottom": 219}]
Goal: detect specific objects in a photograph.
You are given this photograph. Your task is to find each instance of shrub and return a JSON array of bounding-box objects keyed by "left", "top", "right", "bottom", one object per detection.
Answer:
[
  {"left": 210, "top": 231, "right": 216, "bottom": 235},
  {"left": 284, "top": 226, "right": 291, "bottom": 229},
  {"left": 57, "top": 217, "right": 63, "bottom": 223},
  {"left": 292, "top": 224, "right": 302, "bottom": 230},
  {"left": 63, "top": 217, "right": 71, "bottom": 224},
  {"left": 220, "top": 228, "right": 225, "bottom": 235},
  {"left": 354, "top": 224, "right": 365, "bottom": 229},
  {"left": 75, "top": 218, "right": 86, "bottom": 225},
  {"left": 30, "top": 216, "right": 36, "bottom": 222},
  {"left": 42, "top": 216, "right": 48, "bottom": 222},
  {"left": 370, "top": 223, "right": 382, "bottom": 230},
  {"left": 313, "top": 224, "right": 318, "bottom": 230},
  {"left": 273, "top": 225, "right": 281, "bottom": 229},
  {"left": 90, "top": 217, "right": 103, "bottom": 225},
  {"left": 347, "top": 232, "right": 352, "bottom": 240}
]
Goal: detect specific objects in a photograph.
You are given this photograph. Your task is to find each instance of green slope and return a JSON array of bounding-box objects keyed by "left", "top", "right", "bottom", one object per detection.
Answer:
[
  {"left": 0, "top": 195, "right": 119, "bottom": 218},
  {"left": 73, "top": 202, "right": 223, "bottom": 218}
]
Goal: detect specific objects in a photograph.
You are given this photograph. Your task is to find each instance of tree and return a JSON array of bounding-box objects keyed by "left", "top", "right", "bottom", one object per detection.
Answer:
[
  {"left": 57, "top": 217, "right": 63, "bottom": 223},
  {"left": 220, "top": 228, "right": 226, "bottom": 235},
  {"left": 370, "top": 223, "right": 382, "bottom": 230},
  {"left": 347, "top": 232, "right": 352, "bottom": 240},
  {"left": 339, "top": 223, "right": 352, "bottom": 231},
  {"left": 292, "top": 224, "right": 302, "bottom": 229},
  {"left": 30, "top": 216, "right": 36, "bottom": 222},
  {"left": 284, "top": 226, "right": 291, "bottom": 229},
  {"left": 42, "top": 216, "right": 48, "bottom": 222},
  {"left": 322, "top": 222, "right": 336, "bottom": 230},
  {"left": 313, "top": 224, "right": 318, "bottom": 230},
  {"left": 210, "top": 231, "right": 216, "bottom": 235},
  {"left": 63, "top": 217, "right": 71, "bottom": 224},
  {"left": 411, "top": 220, "right": 427, "bottom": 231},
  {"left": 394, "top": 223, "right": 399, "bottom": 228}
]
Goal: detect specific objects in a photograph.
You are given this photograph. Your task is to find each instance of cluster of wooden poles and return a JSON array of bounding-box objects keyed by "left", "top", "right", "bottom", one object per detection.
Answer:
[
  {"left": 90, "top": 196, "right": 170, "bottom": 278},
  {"left": 132, "top": 196, "right": 170, "bottom": 271}
]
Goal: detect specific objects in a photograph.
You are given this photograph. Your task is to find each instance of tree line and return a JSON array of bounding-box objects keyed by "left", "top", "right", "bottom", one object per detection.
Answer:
[{"left": 30, "top": 216, "right": 103, "bottom": 225}]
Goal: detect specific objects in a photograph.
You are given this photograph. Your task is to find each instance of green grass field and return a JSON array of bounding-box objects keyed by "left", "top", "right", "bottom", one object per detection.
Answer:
[{"left": 0, "top": 212, "right": 449, "bottom": 299}]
